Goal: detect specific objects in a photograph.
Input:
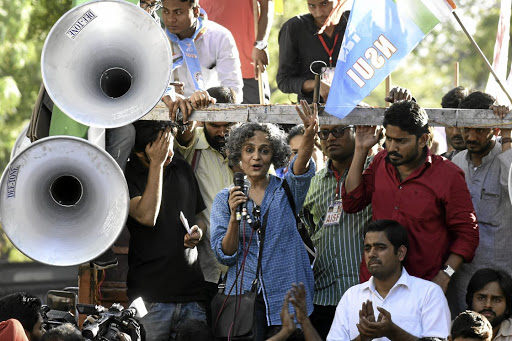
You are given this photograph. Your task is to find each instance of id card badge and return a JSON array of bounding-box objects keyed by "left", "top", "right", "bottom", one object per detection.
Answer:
[
  {"left": 321, "top": 67, "right": 336, "bottom": 86},
  {"left": 323, "top": 199, "right": 343, "bottom": 227}
]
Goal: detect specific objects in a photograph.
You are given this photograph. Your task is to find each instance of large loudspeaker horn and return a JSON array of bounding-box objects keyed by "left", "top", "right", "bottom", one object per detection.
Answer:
[
  {"left": 41, "top": 0, "right": 172, "bottom": 128},
  {"left": 0, "top": 136, "right": 129, "bottom": 266}
]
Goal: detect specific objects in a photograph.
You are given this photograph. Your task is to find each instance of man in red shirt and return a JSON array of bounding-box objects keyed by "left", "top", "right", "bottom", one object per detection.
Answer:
[{"left": 342, "top": 100, "right": 479, "bottom": 293}]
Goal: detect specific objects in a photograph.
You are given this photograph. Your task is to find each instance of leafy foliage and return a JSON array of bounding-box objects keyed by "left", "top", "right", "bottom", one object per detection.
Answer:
[
  {"left": 0, "top": 0, "right": 71, "bottom": 262},
  {"left": 267, "top": 0, "right": 504, "bottom": 108}
]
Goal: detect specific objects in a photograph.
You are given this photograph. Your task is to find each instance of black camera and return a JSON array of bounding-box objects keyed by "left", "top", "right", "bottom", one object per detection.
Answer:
[
  {"left": 80, "top": 303, "right": 145, "bottom": 341},
  {"left": 41, "top": 290, "right": 146, "bottom": 341},
  {"left": 41, "top": 290, "right": 79, "bottom": 331}
]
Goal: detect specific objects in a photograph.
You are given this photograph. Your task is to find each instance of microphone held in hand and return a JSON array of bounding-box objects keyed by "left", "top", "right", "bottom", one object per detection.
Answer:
[{"left": 233, "top": 172, "right": 250, "bottom": 221}]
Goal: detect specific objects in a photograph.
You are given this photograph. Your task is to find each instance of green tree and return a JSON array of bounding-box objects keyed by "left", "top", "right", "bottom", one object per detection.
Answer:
[
  {"left": 268, "top": 0, "right": 504, "bottom": 108},
  {"left": 0, "top": 0, "right": 71, "bottom": 262}
]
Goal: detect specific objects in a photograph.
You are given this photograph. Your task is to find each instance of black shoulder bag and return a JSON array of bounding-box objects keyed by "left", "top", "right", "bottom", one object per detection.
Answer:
[{"left": 210, "top": 210, "right": 268, "bottom": 340}]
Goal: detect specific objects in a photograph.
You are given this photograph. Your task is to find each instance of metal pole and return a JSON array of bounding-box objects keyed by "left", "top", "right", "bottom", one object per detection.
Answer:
[{"left": 452, "top": 11, "right": 512, "bottom": 103}]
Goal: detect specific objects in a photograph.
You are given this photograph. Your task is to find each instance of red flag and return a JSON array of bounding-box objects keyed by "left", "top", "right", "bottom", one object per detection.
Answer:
[{"left": 317, "top": 0, "right": 350, "bottom": 34}]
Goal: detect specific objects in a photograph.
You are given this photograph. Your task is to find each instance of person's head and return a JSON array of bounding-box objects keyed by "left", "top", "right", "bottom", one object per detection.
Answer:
[
  {"left": 176, "top": 320, "right": 214, "bottom": 341},
  {"left": 383, "top": 100, "right": 429, "bottom": 167},
  {"left": 162, "top": 0, "right": 199, "bottom": 39},
  {"left": 318, "top": 124, "right": 355, "bottom": 163},
  {"left": 40, "top": 324, "right": 83, "bottom": 341},
  {"left": 459, "top": 91, "right": 498, "bottom": 156},
  {"left": 287, "top": 124, "right": 306, "bottom": 162},
  {"left": 286, "top": 125, "right": 323, "bottom": 166},
  {"left": 442, "top": 86, "right": 469, "bottom": 109},
  {"left": 203, "top": 86, "right": 236, "bottom": 152},
  {"left": 140, "top": 0, "right": 161, "bottom": 15},
  {"left": 0, "top": 292, "right": 44, "bottom": 341},
  {"left": 442, "top": 87, "right": 468, "bottom": 152},
  {"left": 466, "top": 268, "right": 512, "bottom": 329},
  {"left": 449, "top": 311, "right": 492, "bottom": 341},
  {"left": 226, "top": 122, "right": 290, "bottom": 179},
  {"left": 363, "top": 220, "right": 409, "bottom": 280},
  {"left": 307, "top": 0, "right": 338, "bottom": 28},
  {"left": 133, "top": 120, "right": 175, "bottom": 167},
  {"left": 0, "top": 319, "right": 30, "bottom": 341}
]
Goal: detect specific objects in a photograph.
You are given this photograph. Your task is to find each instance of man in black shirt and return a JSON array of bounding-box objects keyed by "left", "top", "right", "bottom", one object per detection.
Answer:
[
  {"left": 125, "top": 121, "right": 207, "bottom": 341},
  {"left": 277, "top": 0, "right": 349, "bottom": 103}
]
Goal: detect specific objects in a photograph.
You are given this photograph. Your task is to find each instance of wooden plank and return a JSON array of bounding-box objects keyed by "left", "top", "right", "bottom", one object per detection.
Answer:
[{"left": 141, "top": 103, "right": 512, "bottom": 128}]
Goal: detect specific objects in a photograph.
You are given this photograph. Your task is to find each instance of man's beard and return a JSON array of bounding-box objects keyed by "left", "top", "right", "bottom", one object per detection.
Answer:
[
  {"left": 386, "top": 142, "right": 423, "bottom": 167},
  {"left": 204, "top": 129, "right": 225, "bottom": 153},
  {"left": 386, "top": 150, "right": 417, "bottom": 166},
  {"left": 479, "top": 309, "right": 507, "bottom": 327},
  {"left": 467, "top": 139, "right": 493, "bottom": 155}
]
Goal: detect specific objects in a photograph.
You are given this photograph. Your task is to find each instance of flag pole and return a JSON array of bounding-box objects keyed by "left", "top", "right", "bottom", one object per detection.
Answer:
[
  {"left": 452, "top": 11, "right": 512, "bottom": 103},
  {"left": 454, "top": 62, "right": 459, "bottom": 87}
]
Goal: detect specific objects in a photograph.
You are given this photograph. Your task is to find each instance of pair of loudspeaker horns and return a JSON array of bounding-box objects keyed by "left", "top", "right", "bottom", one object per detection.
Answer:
[{"left": 0, "top": 0, "right": 172, "bottom": 266}]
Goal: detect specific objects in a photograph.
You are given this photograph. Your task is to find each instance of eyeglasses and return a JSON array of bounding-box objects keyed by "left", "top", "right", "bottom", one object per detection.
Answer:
[
  {"left": 317, "top": 126, "right": 354, "bottom": 140},
  {"left": 140, "top": 0, "right": 162, "bottom": 13}
]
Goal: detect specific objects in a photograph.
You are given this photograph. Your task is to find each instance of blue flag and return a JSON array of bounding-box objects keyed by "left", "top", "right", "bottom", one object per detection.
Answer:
[{"left": 325, "top": 0, "right": 455, "bottom": 118}]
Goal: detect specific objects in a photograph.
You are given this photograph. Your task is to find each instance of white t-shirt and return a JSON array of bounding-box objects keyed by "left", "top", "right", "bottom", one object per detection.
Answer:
[
  {"left": 327, "top": 268, "right": 451, "bottom": 341},
  {"left": 170, "top": 19, "right": 244, "bottom": 102}
]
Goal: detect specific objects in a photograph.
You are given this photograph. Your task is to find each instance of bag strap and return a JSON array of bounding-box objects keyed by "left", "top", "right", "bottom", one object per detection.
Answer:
[
  {"left": 281, "top": 179, "right": 298, "bottom": 220},
  {"left": 281, "top": 179, "right": 317, "bottom": 264},
  {"left": 190, "top": 149, "right": 201, "bottom": 172}
]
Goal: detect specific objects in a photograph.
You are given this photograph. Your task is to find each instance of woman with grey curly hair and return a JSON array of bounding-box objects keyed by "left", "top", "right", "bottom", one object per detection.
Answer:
[
  {"left": 224, "top": 122, "right": 292, "bottom": 170},
  {"left": 210, "top": 100, "right": 319, "bottom": 340}
]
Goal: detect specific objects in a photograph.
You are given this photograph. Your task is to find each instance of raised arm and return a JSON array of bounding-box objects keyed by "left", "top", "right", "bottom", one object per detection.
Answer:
[
  {"left": 293, "top": 100, "right": 319, "bottom": 175},
  {"left": 129, "top": 130, "right": 173, "bottom": 226},
  {"left": 344, "top": 126, "right": 382, "bottom": 193}
]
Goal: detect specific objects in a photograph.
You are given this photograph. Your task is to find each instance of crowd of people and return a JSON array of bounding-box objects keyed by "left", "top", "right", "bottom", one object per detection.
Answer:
[{"left": 4, "top": 0, "right": 512, "bottom": 341}]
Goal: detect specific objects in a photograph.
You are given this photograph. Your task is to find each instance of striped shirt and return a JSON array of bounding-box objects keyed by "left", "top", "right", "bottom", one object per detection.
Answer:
[{"left": 302, "top": 159, "right": 372, "bottom": 306}]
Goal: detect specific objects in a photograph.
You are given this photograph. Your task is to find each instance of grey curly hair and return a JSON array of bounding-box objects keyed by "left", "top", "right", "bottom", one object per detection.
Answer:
[{"left": 225, "top": 122, "right": 291, "bottom": 169}]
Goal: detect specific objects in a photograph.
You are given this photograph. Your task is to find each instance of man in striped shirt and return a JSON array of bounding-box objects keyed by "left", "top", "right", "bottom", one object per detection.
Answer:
[{"left": 302, "top": 122, "right": 372, "bottom": 340}]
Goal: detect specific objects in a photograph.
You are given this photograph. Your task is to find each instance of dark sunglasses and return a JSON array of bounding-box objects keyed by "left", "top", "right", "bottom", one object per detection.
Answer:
[{"left": 317, "top": 126, "right": 354, "bottom": 140}]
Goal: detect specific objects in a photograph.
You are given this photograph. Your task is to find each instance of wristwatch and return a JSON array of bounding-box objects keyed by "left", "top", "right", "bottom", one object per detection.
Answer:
[
  {"left": 442, "top": 264, "right": 455, "bottom": 277},
  {"left": 254, "top": 40, "right": 267, "bottom": 50}
]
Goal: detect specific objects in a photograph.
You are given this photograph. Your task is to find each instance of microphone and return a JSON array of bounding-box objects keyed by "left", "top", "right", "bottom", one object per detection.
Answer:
[{"left": 233, "top": 172, "right": 250, "bottom": 221}]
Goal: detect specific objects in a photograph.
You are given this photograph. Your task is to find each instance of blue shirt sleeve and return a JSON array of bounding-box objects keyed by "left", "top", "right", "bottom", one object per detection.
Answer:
[
  {"left": 210, "top": 188, "right": 241, "bottom": 266},
  {"left": 285, "top": 156, "right": 316, "bottom": 214}
]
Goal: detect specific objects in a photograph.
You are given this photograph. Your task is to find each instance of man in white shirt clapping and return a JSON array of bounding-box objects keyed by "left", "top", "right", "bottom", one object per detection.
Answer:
[{"left": 327, "top": 220, "right": 451, "bottom": 341}]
